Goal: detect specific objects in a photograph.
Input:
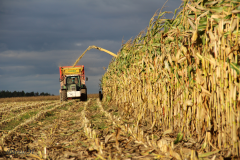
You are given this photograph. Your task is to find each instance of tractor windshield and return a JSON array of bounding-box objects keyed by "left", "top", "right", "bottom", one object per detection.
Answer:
[{"left": 66, "top": 76, "right": 79, "bottom": 85}]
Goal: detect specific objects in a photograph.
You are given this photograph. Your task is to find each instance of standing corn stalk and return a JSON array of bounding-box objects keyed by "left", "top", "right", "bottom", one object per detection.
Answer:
[{"left": 102, "top": 0, "right": 240, "bottom": 157}]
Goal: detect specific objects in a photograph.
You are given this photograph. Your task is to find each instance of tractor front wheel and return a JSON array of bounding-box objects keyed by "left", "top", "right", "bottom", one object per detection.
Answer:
[{"left": 62, "top": 90, "right": 67, "bottom": 101}]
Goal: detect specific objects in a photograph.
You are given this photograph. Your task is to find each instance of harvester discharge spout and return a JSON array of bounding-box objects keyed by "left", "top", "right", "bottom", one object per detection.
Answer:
[{"left": 72, "top": 45, "right": 117, "bottom": 67}]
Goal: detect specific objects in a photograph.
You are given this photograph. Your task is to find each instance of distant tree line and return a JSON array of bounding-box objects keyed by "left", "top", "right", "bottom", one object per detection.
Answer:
[{"left": 0, "top": 90, "right": 54, "bottom": 98}]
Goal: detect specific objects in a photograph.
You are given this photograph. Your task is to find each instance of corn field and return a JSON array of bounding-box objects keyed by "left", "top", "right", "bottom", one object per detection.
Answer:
[{"left": 102, "top": 0, "right": 240, "bottom": 157}]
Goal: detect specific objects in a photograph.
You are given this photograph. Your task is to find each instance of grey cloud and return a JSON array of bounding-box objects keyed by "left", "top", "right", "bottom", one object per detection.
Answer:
[{"left": 0, "top": 0, "right": 181, "bottom": 51}]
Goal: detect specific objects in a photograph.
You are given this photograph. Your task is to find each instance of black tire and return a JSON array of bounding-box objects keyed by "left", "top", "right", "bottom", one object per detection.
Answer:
[
  {"left": 81, "top": 88, "right": 87, "bottom": 101},
  {"left": 62, "top": 90, "right": 67, "bottom": 101}
]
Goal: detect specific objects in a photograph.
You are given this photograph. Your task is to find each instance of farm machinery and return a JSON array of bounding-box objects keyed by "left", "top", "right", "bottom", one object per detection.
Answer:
[
  {"left": 59, "top": 65, "right": 88, "bottom": 101},
  {"left": 59, "top": 45, "right": 117, "bottom": 101}
]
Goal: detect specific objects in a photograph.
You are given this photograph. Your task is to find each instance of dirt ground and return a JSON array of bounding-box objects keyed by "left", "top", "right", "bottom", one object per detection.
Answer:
[{"left": 0, "top": 98, "right": 232, "bottom": 159}]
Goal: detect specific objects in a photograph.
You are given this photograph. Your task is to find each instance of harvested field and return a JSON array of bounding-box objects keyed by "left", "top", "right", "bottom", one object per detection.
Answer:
[
  {"left": 0, "top": 96, "right": 59, "bottom": 103},
  {"left": 0, "top": 98, "right": 228, "bottom": 159},
  {"left": 0, "top": 94, "right": 99, "bottom": 102}
]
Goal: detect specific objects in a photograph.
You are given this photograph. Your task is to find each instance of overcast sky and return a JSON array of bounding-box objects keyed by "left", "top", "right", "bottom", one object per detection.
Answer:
[{"left": 0, "top": 0, "right": 182, "bottom": 96}]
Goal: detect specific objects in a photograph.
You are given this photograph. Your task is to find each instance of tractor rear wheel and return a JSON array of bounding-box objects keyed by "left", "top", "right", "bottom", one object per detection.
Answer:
[
  {"left": 62, "top": 90, "right": 67, "bottom": 101},
  {"left": 81, "top": 88, "right": 87, "bottom": 101}
]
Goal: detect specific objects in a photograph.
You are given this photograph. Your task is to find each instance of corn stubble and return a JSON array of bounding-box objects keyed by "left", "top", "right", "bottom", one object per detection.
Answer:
[{"left": 102, "top": 0, "right": 240, "bottom": 156}]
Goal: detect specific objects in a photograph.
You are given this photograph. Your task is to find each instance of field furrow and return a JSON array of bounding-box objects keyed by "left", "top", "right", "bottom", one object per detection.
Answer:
[
  {"left": 79, "top": 98, "right": 165, "bottom": 159},
  {"left": 0, "top": 100, "right": 72, "bottom": 145},
  {"left": 0, "top": 102, "right": 35, "bottom": 111},
  {"left": 0, "top": 101, "right": 54, "bottom": 116},
  {"left": 0, "top": 101, "right": 61, "bottom": 128}
]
